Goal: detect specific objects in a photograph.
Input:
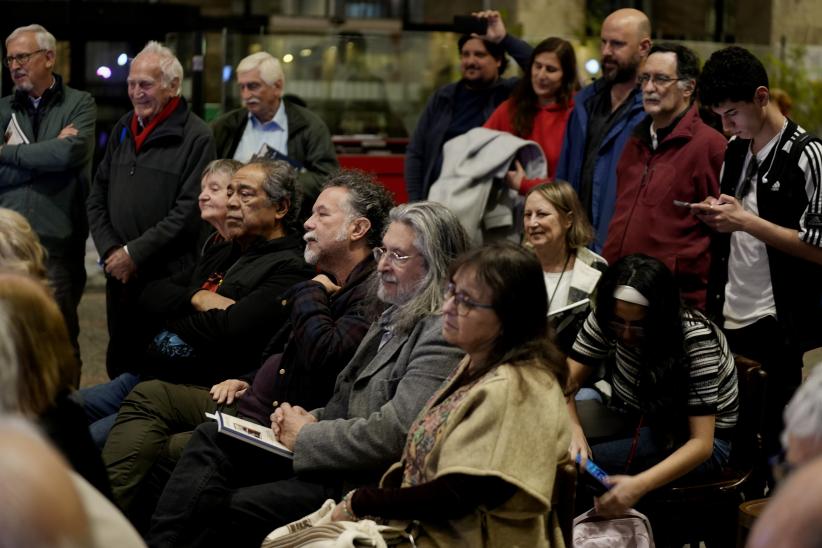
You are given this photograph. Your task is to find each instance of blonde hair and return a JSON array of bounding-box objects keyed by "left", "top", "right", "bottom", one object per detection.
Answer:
[
  {"left": 0, "top": 208, "right": 47, "bottom": 280},
  {"left": 525, "top": 181, "right": 595, "bottom": 249},
  {"left": 0, "top": 272, "right": 77, "bottom": 416}
]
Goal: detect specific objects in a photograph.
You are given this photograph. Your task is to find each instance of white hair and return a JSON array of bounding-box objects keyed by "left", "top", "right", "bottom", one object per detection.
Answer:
[
  {"left": 0, "top": 302, "right": 18, "bottom": 413},
  {"left": 783, "top": 367, "right": 822, "bottom": 449},
  {"left": 237, "top": 51, "right": 284, "bottom": 87},
  {"left": 134, "top": 41, "right": 183, "bottom": 96},
  {"left": 5, "top": 24, "right": 56, "bottom": 51}
]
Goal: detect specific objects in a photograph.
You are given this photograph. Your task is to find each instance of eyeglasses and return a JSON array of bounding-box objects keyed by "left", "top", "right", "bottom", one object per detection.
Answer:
[
  {"left": 4, "top": 49, "right": 46, "bottom": 68},
  {"left": 373, "top": 246, "right": 416, "bottom": 267},
  {"left": 637, "top": 73, "right": 686, "bottom": 87},
  {"left": 443, "top": 282, "right": 494, "bottom": 316},
  {"left": 608, "top": 318, "right": 645, "bottom": 336}
]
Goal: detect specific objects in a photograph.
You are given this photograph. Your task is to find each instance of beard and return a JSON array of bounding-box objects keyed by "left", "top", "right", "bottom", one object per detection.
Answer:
[
  {"left": 602, "top": 54, "right": 641, "bottom": 84},
  {"left": 303, "top": 226, "right": 350, "bottom": 266}
]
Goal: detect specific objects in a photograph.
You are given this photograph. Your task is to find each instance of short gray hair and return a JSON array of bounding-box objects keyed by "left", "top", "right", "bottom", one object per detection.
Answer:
[
  {"left": 135, "top": 41, "right": 183, "bottom": 96},
  {"left": 201, "top": 159, "right": 243, "bottom": 182},
  {"left": 387, "top": 202, "right": 471, "bottom": 335},
  {"left": 246, "top": 159, "right": 301, "bottom": 231},
  {"left": 6, "top": 24, "right": 56, "bottom": 52},
  {"left": 322, "top": 170, "right": 395, "bottom": 248},
  {"left": 237, "top": 52, "right": 284, "bottom": 87},
  {"left": 783, "top": 367, "right": 822, "bottom": 450}
]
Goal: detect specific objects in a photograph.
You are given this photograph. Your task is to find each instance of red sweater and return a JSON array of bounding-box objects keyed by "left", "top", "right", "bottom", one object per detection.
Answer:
[
  {"left": 483, "top": 98, "right": 573, "bottom": 194},
  {"left": 603, "top": 105, "right": 727, "bottom": 309}
]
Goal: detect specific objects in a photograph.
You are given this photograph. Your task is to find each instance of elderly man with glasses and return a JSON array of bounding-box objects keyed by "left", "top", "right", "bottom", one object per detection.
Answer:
[
  {"left": 0, "top": 24, "right": 96, "bottom": 372},
  {"left": 602, "top": 43, "right": 727, "bottom": 310},
  {"left": 148, "top": 202, "right": 469, "bottom": 548}
]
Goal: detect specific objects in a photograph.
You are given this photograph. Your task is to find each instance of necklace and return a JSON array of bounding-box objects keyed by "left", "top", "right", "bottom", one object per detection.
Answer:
[{"left": 546, "top": 252, "right": 573, "bottom": 311}]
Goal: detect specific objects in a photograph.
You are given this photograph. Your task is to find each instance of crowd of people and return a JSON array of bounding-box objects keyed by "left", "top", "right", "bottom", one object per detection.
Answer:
[{"left": 1, "top": 6, "right": 822, "bottom": 548}]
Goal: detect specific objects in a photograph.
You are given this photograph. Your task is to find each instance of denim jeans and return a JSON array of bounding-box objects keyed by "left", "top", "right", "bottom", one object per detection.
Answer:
[{"left": 77, "top": 372, "right": 141, "bottom": 448}]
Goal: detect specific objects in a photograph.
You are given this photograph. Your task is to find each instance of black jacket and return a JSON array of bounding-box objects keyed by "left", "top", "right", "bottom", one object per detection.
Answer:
[{"left": 87, "top": 97, "right": 216, "bottom": 279}]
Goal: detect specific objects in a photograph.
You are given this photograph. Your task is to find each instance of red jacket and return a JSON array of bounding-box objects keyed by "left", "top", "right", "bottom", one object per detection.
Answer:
[
  {"left": 483, "top": 97, "right": 573, "bottom": 194},
  {"left": 603, "top": 104, "right": 726, "bottom": 309}
]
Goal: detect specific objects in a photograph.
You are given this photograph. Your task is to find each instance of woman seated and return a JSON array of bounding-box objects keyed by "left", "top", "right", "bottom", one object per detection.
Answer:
[
  {"left": 484, "top": 37, "right": 577, "bottom": 194},
  {"left": 0, "top": 271, "right": 111, "bottom": 497},
  {"left": 330, "top": 242, "right": 572, "bottom": 547},
  {"left": 0, "top": 207, "right": 47, "bottom": 279},
  {"left": 524, "top": 181, "right": 607, "bottom": 353},
  {"left": 567, "top": 254, "right": 739, "bottom": 516}
]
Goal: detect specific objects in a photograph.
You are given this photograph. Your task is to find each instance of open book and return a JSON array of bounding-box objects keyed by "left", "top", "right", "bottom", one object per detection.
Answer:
[{"left": 206, "top": 411, "right": 294, "bottom": 459}]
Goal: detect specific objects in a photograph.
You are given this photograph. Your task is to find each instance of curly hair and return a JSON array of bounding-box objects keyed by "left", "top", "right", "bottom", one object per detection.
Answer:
[
  {"left": 698, "top": 46, "right": 769, "bottom": 107},
  {"left": 509, "top": 37, "right": 578, "bottom": 137},
  {"left": 322, "top": 170, "right": 395, "bottom": 249}
]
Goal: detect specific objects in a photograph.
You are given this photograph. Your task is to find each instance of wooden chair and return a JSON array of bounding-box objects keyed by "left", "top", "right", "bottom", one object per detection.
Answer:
[{"left": 639, "top": 355, "right": 768, "bottom": 547}]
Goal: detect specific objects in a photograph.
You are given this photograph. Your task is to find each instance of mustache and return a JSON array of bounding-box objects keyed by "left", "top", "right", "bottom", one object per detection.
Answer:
[
  {"left": 379, "top": 272, "right": 398, "bottom": 284},
  {"left": 303, "top": 231, "right": 317, "bottom": 243}
]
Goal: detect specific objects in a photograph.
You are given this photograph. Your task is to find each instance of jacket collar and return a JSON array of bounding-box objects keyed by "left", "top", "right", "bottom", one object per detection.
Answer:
[
  {"left": 123, "top": 96, "right": 189, "bottom": 145},
  {"left": 12, "top": 72, "right": 63, "bottom": 110},
  {"left": 634, "top": 103, "right": 699, "bottom": 149}
]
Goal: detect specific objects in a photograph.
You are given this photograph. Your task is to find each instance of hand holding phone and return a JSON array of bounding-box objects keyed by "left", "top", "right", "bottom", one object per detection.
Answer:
[
  {"left": 453, "top": 15, "right": 488, "bottom": 36},
  {"left": 576, "top": 453, "right": 612, "bottom": 495}
]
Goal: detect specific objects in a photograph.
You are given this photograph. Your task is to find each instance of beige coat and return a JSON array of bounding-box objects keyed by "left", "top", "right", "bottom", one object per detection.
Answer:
[{"left": 383, "top": 357, "right": 572, "bottom": 547}]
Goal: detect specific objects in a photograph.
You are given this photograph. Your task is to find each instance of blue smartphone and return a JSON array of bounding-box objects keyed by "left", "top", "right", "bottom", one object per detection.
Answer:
[{"left": 576, "top": 453, "right": 612, "bottom": 493}]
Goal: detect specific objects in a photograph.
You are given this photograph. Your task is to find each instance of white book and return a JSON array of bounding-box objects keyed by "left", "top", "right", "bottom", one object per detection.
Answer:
[
  {"left": 548, "top": 298, "right": 590, "bottom": 318},
  {"left": 4, "top": 113, "right": 30, "bottom": 145},
  {"left": 206, "top": 411, "right": 294, "bottom": 459}
]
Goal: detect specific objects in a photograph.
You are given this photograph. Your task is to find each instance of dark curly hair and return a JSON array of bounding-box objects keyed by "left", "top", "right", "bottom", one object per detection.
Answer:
[
  {"left": 321, "top": 169, "right": 395, "bottom": 248},
  {"left": 698, "top": 46, "right": 769, "bottom": 108},
  {"left": 508, "top": 37, "right": 578, "bottom": 137}
]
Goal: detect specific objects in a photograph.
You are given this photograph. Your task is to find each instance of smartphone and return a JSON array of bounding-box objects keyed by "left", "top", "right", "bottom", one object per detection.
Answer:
[
  {"left": 453, "top": 15, "right": 488, "bottom": 35},
  {"left": 576, "top": 453, "right": 612, "bottom": 495},
  {"left": 672, "top": 199, "right": 692, "bottom": 208}
]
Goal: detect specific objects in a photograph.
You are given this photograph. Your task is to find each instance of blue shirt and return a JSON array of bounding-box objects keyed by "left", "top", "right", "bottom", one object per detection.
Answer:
[{"left": 232, "top": 101, "right": 289, "bottom": 163}]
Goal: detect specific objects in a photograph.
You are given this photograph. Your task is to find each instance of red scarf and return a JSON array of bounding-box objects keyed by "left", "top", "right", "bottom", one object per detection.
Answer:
[{"left": 130, "top": 96, "right": 181, "bottom": 153}]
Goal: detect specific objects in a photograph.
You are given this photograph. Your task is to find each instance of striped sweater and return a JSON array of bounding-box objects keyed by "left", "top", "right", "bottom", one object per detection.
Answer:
[{"left": 570, "top": 309, "right": 739, "bottom": 435}]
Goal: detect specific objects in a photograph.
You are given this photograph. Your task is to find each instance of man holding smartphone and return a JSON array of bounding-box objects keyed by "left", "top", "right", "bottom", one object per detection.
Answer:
[
  {"left": 603, "top": 44, "right": 726, "bottom": 310},
  {"left": 404, "top": 10, "right": 532, "bottom": 202}
]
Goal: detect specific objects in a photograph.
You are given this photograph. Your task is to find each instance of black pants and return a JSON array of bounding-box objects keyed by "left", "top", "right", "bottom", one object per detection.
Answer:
[
  {"left": 47, "top": 252, "right": 86, "bottom": 381},
  {"left": 724, "top": 316, "right": 804, "bottom": 458},
  {"left": 104, "top": 277, "right": 157, "bottom": 378},
  {"left": 147, "top": 421, "right": 337, "bottom": 548}
]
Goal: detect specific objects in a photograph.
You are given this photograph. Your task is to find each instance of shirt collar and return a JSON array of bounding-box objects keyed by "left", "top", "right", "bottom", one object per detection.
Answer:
[
  {"left": 29, "top": 76, "right": 56, "bottom": 108},
  {"left": 248, "top": 100, "right": 286, "bottom": 130}
]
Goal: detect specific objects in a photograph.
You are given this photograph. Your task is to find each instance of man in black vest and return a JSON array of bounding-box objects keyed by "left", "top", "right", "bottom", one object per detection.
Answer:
[{"left": 693, "top": 46, "right": 822, "bottom": 457}]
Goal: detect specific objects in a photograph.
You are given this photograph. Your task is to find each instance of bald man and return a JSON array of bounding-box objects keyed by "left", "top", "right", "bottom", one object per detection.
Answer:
[
  {"left": 556, "top": 8, "right": 651, "bottom": 252},
  {"left": 747, "top": 455, "right": 822, "bottom": 548}
]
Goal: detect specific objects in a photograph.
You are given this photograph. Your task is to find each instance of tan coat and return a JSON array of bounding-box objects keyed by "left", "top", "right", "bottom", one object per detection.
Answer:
[{"left": 383, "top": 357, "right": 572, "bottom": 547}]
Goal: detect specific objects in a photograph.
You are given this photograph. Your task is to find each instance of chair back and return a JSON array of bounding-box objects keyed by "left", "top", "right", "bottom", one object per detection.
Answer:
[{"left": 728, "top": 355, "right": 768, "bottom": 473}]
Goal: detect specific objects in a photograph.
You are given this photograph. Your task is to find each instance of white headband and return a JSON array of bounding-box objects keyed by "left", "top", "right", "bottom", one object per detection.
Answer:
[{"left": 614, "top": 285, "right": 650, "bottom": 306}]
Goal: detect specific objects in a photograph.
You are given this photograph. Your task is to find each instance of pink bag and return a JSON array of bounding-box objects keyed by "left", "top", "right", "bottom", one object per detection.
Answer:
[{"left": 573, "top": 507, "right": 655, "bottom": 548}]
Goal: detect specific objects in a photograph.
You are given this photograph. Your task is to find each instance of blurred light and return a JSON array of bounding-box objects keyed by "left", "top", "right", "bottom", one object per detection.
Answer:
[
  {"left": 585, "top": 59, "right": 600, "bottom": 75},
  {"left": 300, "top": 48, "right": 312, "bottom": 57},
  {"left": 96, "top": 66, "right": 112, "bottom": 79},
  {"left": 283, "top": 53, "right": 294, "bottom": 63},
  {"left": 117, "top": 53, "right": 128, "bottom": 66},
  {"left": 222, "top": 65, "right": 233, "bottom": 82}
]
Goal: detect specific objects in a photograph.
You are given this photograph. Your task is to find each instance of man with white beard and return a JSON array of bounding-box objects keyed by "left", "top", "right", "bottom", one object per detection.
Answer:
[
  {"left": 148, "top": 201, "right": 470, "bottom": 548},
  {"left": 100, "top": 170, "right": 394, "bottom": 528}
]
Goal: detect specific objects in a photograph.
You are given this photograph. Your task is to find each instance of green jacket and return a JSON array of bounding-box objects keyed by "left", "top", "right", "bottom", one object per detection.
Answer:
[
  {"left": 0, "top": 74, "right": 96, "bottom": 256},
  {"left": 210, "top": 101, "right": 338, "bottom": 213}
]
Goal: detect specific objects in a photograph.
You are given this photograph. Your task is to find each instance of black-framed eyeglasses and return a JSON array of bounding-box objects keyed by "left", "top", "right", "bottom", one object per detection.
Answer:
[
  {"left": 444, "top": 282, "right": 494, "bottom": 316},
  {"left": 4, "top": 49, "right": 46, "bottom": 68},
  {"left": 608, "top": 318, "right": 645, "bottom": 336},
  {"left": 373, "top": 246, "right": 415, "bottom": 267},
  {"left": 637, "top": 73, "right": 686, "bottom": 87}
]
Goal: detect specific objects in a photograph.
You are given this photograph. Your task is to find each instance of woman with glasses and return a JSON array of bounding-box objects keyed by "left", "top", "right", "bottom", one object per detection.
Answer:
[
  {"left": 567, "top": 254, "right": 739, "bottom": 518},
  {"left": 483, "top": 37, "right": 578, "bottom": 195},
  {"left": 330, "top": 242, "right": 572, "bottom": 546},
  {"left": 524, "top": 181, "right": 607, "bottom": 353}
]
